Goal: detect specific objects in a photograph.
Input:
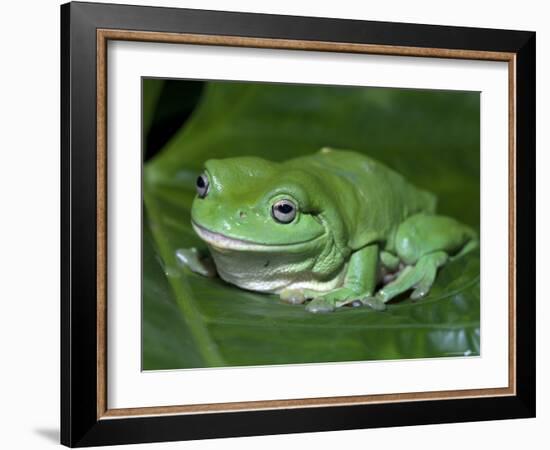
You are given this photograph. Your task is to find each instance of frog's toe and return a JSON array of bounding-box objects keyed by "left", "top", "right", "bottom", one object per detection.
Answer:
[
  {"left": 410, "top": 275, "right": 435, "bottom": 300},
  {"left": 280, "top": 289, "right": 307, "bottom": 305},
  {"left": 409, "top": 264, "right": 440, "bottom": 300},
  {"left": 175, "top": 247, "right": 217, "bottom": 277},
  {"left": 410, "top": 285, "right": 430, "bottom": 300},
  {"left": 361, "top": 296, "right": 387, "bottom": 311},
  {"left": 305, "top": 297, "right": 336, "bottom": 314}
]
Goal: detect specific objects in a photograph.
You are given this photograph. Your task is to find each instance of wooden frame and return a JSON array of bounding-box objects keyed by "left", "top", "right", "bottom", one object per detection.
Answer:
[{"left": 61, "top": 1, "right": 535, "bottom": 447}]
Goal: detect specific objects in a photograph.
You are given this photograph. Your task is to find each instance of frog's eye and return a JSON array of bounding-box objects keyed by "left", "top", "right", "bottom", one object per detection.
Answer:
[
  {"left": 196, "top": 173, "right": 209, "bottom": 198},
  {"left": 272, "top": 199, "right": 297, "bottom": 224}
]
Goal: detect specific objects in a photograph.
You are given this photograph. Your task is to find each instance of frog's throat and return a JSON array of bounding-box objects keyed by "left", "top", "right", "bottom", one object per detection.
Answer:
[{"left": 191, "top": 221, "right": 325, "bottom": 252}]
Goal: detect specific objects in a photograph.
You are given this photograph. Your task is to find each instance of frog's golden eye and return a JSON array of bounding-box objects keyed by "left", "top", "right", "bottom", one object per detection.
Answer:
[
  {"left": 272, "top": 199, "right": 297, "bottom": 224},
  {"left": 196, "top": 172, "right": 210, "bottom": 198}
]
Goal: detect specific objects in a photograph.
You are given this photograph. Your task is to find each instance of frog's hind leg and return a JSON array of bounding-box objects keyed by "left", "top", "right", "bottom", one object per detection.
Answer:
[
  {"left": 450, "top": 234, "right": 479, "bottom": 261},
  {"left": 376, "top": 251, "right": 447, "bottom": 302},
  {"left": 374, "top": 213, "right": 477, "bottom": 304}
]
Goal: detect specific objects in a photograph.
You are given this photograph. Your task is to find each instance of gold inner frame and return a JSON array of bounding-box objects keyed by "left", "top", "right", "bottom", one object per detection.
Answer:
[{"left": 96, "top": 29, "right": 517, "bottom": 420}]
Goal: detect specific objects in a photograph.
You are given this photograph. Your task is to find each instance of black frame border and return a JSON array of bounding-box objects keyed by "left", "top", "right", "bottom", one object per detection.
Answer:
[{"left": 61, "top": 2, "right": 535, "bottom": 447}]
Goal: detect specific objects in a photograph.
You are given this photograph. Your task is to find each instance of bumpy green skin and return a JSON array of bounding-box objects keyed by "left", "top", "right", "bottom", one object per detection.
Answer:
[{"left": 182, "top": 148, "right": 477, "bottom": 313}]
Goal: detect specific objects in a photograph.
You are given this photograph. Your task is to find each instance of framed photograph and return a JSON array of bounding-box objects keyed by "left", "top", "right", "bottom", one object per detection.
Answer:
[{"left": 60, "top": 1, "right": 536, "bottom": 447}]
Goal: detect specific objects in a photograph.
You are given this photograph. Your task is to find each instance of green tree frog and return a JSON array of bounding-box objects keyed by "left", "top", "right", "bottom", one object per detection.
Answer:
[{"left": 177, "top": 148, "right": 478, "bottom": 313}]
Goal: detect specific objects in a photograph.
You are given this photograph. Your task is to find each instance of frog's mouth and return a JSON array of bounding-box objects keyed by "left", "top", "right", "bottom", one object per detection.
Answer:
[{"left": 191, "top": 221, "right": 324, "bottom": 252}]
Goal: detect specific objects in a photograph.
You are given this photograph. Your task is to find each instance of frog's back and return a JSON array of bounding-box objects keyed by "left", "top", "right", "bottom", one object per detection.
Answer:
[{"left": 287, "top": 148, "right": 436, "bottom": 249}]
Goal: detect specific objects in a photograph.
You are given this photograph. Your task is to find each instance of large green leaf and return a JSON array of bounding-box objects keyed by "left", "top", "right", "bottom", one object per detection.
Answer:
[
  {"left": 142, "top": 81, "right": 480, "bottom": 369},
  {"left": 142, "top": 78, "right": 164, "bottom": 137}
]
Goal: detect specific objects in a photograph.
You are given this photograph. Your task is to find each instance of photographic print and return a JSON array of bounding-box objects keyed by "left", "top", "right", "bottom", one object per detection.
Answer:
[{"left": 141, "top": 79, "right": 481, "bottom": 370}]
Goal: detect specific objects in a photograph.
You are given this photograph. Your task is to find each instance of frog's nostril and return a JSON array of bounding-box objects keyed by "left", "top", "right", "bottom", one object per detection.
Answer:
[{"left": 238, "top": 211, "right": 247, "bottom": 219}]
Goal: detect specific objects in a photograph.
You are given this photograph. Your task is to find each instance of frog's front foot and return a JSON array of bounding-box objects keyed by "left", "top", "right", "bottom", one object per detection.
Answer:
[
  {"left": 175, "top": 247, "right": 217, "bottom": 277},
  {"left": 305, "top": 297, "right": 336, "bottom": 313},
  {"left": 360, "top": 296, "right": 387, "bottom": 311},
  {"left": 304, "top": 287, "right": 366, "bottom": 313},
  {"left": 279, "top": 289, "right": 308, "bottom": 305}
]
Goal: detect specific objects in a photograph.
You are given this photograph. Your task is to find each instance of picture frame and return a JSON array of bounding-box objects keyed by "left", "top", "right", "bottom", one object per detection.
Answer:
[{"left": 60, "top": 1, "right": 536, "bottom": 447}]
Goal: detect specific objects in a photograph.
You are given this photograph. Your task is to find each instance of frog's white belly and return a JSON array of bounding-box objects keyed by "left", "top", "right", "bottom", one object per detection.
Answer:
[
  {"left": 192, "top": 221, "right": 345, "bottom": 294},
  {"left": 207, "top": 245, "right": 345, "bottom": 294}
]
